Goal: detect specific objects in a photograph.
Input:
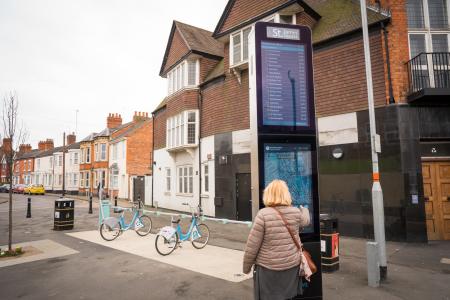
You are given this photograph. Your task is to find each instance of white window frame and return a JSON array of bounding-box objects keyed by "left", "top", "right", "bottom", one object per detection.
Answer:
[
  {"left": 167, "top": 59, "right": 199, "bottom": 96},
  {"left": 86, "top": 147, "right": 91, "bottom": 163},
  {"left": 165, "top": 168, "right": 171, "bottom": 192},
  {"left": 112, "top": 144, "right": 117, "bottom": 161},
  {"left": 74, "top": 152, "right": 79, "bottom": 165},
  {"left": 177, "top": 165, "right": 193, "bottom": 195},
  {"left": 100, "top": 143, "right": 107, "bottom": 161},
  {"left": 94, "top": 144, "right": 99, "bottom": 161},
  {"left": 202, "top": 163, "right": 209, "bottom": 194},
  {"left": 85, "top": 172, "right": 90, "bottom": 188},
  {"left": 166, "top": 110, "right": 199, "bottom": 150},
  {"left": 407, "top": 0, "right": 450, "bottom": 88}
]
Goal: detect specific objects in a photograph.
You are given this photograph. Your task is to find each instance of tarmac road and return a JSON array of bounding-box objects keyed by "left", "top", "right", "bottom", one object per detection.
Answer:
[{"left": 0, "top": 194, "right": 449, "bottom": 300}]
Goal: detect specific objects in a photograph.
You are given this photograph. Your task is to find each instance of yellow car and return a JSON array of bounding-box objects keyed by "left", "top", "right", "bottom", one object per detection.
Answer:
[{"left": 24, "top": 184, "right": 45, "bottom": 195}]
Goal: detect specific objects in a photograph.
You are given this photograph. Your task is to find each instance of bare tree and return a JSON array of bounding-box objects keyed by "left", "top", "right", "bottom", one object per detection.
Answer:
[{"left": 2, "top": 92, "right": 28, "bottom": 252}]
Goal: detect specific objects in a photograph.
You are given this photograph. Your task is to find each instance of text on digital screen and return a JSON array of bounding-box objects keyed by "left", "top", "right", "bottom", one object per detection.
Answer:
[
  {"left": 264, "top": 143, "right": 314, "bottom": 233},
  {"left": 261, "top": 41, "right": 309, "bottom": 127},
  {"left": 266, "top": 27, "right": 300, "bottom": 40}
]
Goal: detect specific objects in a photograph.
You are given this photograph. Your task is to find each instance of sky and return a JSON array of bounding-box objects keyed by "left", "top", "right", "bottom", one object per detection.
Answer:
[{"left": 0, "top": 0, "right": 228, "bottom": 147}]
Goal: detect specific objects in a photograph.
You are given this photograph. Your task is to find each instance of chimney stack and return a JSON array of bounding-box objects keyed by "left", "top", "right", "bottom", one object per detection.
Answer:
[
  {"left": 38, "top": 139, "right": 54, "bottom": 151},
  {"left": 2, "top": 138, "right": 12, "bottom": 154},
  {"left": 67, "top": 133, "right": 76, "bottom": 146},
  {"left": 133, "top": 111, "right": 150, "bottom": 123},
  {"left": 19, "top": 144, "right": 32, "bottom": 153},
  {"left": 107, "top": 113, "right": 122, "bottom": 129}
]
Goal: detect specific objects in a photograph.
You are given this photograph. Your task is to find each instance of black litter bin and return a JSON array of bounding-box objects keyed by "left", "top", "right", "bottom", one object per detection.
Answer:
[
  {"left": 320, "top": 214, "right": 339, "bottom": 272},
  {"left": 54, "top": 198, "right": 74, "bottom": 231}
]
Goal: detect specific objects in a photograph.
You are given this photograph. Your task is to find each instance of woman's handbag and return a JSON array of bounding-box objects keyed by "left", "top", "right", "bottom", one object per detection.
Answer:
[{"left": 273, "top": 208, "right": 317, "bottom": 278}]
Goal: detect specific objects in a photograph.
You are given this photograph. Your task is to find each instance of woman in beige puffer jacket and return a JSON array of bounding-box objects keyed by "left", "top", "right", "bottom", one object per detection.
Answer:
[{"left": 243, "top": 179, "right": 310, "bottom": 300}]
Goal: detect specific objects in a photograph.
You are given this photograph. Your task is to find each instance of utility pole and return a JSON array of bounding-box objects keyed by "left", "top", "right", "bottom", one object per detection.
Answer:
[
  {"left": 360, "top": 0, "right": 387, "bottom": 281},
  {"left": 62, "top": 132, "right": 66, "bottom": 197}
]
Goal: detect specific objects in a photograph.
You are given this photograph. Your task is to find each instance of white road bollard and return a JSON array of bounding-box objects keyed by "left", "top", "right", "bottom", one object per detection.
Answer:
[{"left": 367, "top": 241, "right": 380, "bottom": 287}]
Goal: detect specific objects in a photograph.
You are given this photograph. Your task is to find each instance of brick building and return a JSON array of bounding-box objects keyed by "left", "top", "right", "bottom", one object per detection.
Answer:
[
  {"left": 153, "top": 0, "right": 450, "bottom": 241},
  {"left": 108, "top": 112, "right": 153, "bottom": 201},
  {"left": 0, "top": 138, "right": 13, "bottom": 183},
  {"left": 13, "top": 144, "right": 36, "bottom": 185}
]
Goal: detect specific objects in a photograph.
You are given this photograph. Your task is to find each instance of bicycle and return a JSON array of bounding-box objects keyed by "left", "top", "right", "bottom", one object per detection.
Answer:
[
  {"left": 99, "top": 201, "right": 152, "bottom": 241},
  {"left": 155, "top": 203, "right": 210, "bottom": 256}
]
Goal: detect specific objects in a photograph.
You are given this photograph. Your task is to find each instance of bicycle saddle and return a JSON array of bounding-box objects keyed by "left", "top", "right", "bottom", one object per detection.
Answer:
[
  {"left": 114, "top": 208, "right": 124, "bottom": 214},
  {"left": 171, "top": 215, "right": 181, "bottom": 223}
]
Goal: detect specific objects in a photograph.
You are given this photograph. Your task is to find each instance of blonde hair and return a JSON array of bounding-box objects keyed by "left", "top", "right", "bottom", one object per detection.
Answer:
[{"left": 263, "top": 179, "right": 292, "bottom": 207}]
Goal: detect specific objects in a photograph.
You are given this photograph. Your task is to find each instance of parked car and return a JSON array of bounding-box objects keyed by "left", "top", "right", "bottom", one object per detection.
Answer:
[
  {"left": 13, "top": 184, "right": 26, "bottom": 194},
  {"left": 0, "top": 184, "right": 11, "bottom": 193},
  {"left": 24, "top": 184, "right": 45, "bottom": 195}
]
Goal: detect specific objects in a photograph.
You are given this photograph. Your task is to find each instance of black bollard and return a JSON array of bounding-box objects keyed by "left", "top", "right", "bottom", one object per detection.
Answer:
[
  {"left": 114, "top": 196, "right": 117, "bottom": 207},
  {"left": 26, "top": 197, "right": 31, "bottom": 218},
  {"left": 88, "top": 195, "right": 93, "bottom": 214}
]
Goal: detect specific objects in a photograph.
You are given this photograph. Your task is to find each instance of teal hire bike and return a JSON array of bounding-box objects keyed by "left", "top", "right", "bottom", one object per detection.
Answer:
[
  {"left": 100, "top": 201, "right": 152, "bottom": 241},
  {"left": 155, "top": 203, "right": 210, "bottom": 256}
]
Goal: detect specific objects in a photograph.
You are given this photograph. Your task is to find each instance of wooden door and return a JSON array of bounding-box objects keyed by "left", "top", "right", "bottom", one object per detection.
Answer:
[{"left": 422, "top": 162, "right": 450, "bottom": 240}]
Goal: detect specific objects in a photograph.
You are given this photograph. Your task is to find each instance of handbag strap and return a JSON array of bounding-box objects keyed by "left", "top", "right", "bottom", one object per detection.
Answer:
[{"left": 272, "top": 207, "right": 301, "bottom": 250}]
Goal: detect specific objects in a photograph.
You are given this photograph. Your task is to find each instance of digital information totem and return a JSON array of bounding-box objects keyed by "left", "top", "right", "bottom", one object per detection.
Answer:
[{"left": 249, "top": 22, "right": 322, "bottom": 299}]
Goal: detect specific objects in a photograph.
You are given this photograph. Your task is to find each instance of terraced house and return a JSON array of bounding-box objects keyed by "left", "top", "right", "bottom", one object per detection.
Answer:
[{"left": 152, "top": 0, "right": 450, "bottom": 242}]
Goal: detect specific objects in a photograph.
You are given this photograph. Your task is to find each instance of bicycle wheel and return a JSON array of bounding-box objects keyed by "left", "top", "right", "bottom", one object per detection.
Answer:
[
  {"left": 135, "top": 215, "right": 152, "bottom": 236},
  {"left": 100, "top": 222, "right": 121, "bottom": 241},
  {"left": 155, "top": 232, "right": 179, "bottom": 256},
  {"left": 192, "top": 223, "right": 210, "bottom": 249}
]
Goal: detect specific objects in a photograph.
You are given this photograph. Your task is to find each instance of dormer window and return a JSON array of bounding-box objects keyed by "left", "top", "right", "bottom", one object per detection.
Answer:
[
  {"left": 229, "top": 13, "right": 296, "bottom": 68},
  {"left": 167, "top": 59, "right": 199, "bottom": 95}
]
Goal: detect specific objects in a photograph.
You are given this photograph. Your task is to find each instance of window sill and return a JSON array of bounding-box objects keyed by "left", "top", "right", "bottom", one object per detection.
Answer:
[
  {"left": 200, "top": 194, "right": 209, "bottom": 198},
  {"left": 230, "top": 61, "right": 248, "bottom": 70},
  {"left": 167, "top": 86, "right": 199, "bottom": 98},
  {"left": 176, "top": 193, "right": 194, "bottom": 197},
  {"left": 167, "top": 144, "right": 198, "bottom": 152},
  {"left": 164, "top": 192, "right": 171, "bottom": 196}
]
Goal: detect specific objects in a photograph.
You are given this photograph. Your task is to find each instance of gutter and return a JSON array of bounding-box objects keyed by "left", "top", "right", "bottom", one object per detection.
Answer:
[
  {"left": 197, "top": 89, "right": 203, "bottom": 208},
  {"left": 381, "top": 22, "right": 395, "bottom": 104},
  {"left": 151, "top": 114, "right": 155, "bottom": 207}
]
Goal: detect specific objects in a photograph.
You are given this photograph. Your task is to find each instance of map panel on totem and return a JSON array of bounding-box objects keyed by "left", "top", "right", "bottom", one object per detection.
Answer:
[{"left": 264, "top": 142, "right": 314, "bottom": 233}]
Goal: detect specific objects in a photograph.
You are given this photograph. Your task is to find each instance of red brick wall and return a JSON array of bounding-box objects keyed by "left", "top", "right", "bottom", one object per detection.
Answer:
[
  {"left": 201, "top": 42, "right": 249, "bottom": 138},
  {"left": 163, "top": 29, "right": 190, "bottom": 75},
  {"left": 296, "top": 11, "right": 317, "bottom": 29},
  {"left": 126, "top": 121, "right": 153, "bottom": 175},
  {"left": 378, "top": 0, "right": 409, "bottom": 102},
  {"left": 219, "top": 0, "right": 288, "bottom": 34},
  {"left": 199, "top": 57, "right": 220, "bottom": 82},
  {"left": 153, "top": 89, "right": 199, "bottom": 150},
  {"left": 314, "top": 29, "right": 387, "bottom": 117},
  {"left": 153, "top": 108, "right": 167, "bottom": 150}
]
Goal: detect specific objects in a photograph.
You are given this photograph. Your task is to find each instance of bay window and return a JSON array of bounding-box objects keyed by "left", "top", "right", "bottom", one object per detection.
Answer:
[
  {"left": 100, "top": 143, "right": 107, "bottom": 161},
  {"left": 166, "top": 110, "right": 199, "bottom": 149},
  {"left": 230, "top": 27, "right": 251, "bottom": 66},
  {"left": 167, "top": 59, "right": 199, "bottom": 95}
]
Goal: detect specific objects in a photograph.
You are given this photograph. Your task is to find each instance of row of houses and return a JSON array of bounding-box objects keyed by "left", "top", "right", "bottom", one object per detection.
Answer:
[{"left": 2, "top": 112, "right": 153, "bottom": 201}]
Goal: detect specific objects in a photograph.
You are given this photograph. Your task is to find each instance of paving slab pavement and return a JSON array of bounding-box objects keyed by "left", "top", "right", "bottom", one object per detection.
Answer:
[
  {"left": 67, "top": 230, "right": 251, "bottom": 283},
  {"left": 0, "top": 239, "right": 79, "bottom": 268}
]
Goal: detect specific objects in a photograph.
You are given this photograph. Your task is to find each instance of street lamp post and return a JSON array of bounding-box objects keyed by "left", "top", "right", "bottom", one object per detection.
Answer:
[{"left": 359, "top": 0, "right": 387, "bottom": 281}]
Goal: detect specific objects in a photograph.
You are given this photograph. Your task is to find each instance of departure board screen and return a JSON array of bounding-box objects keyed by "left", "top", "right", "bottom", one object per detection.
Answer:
[
  {"left": 261, "top": 41, "right": 309, "bottom": 127},
  {"left": 263, "top": 143, "right": 314, "bottom": 233}
]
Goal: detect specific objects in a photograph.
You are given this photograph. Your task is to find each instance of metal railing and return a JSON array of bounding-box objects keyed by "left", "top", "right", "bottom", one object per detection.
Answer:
[{"left": 406, "top": 52, "right": 450, "bottom": 95}]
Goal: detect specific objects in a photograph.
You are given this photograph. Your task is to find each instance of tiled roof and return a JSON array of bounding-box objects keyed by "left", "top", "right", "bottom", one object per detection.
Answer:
[
  {"left": 67, "top": 141, "right": 81, "bottom": 150},
  {"left": 81, "top": 132, "right": 97, "bottom": 142},
  {"left": 202, "top": 59, "right": 225, "bottom": 84},
  {"left": 307, "top": 0, "right": 390, "bottom": 44},
  {"left": 16, "top": 149, "right": 41, "bottom": 160},
  {"left": 152, "top": 98, "right": 168, "bottom": 114},
  {"left": 175, "top": 21, "right": 224, "bottom": 58},
  {"left": 110, "top": 120, "right": 151, "bottom": 143}
]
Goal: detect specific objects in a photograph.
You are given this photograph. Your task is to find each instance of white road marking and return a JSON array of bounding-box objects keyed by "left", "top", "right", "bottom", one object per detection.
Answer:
[
  {"left": 67, "top": 230, "right": 252, "bottom": 283},
  {"left": 0, "top": 239, "right": 79, "bottom": 268},
  {"left": 441, "top": 258, "right": 450, "bottom": 265}
]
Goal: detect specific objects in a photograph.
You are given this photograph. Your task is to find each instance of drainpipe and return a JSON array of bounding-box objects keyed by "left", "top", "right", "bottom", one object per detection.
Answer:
[
  {"left": 381, "top": 22, "right": 395, "bottom": 104},
  {"left": 197, "top": 89, "right": 203, "bottom": 208},
  {"left": 151, "top": 113, "right": 155, "bottom": 208}
]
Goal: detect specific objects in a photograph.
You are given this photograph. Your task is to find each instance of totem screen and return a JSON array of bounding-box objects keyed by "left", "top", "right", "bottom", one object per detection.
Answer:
[
  {"left": 261, "top": 41, "right": 309, "bottom": 127},
  {"left": 263, "top": 143, "right": 314, "bottom": 233}
]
